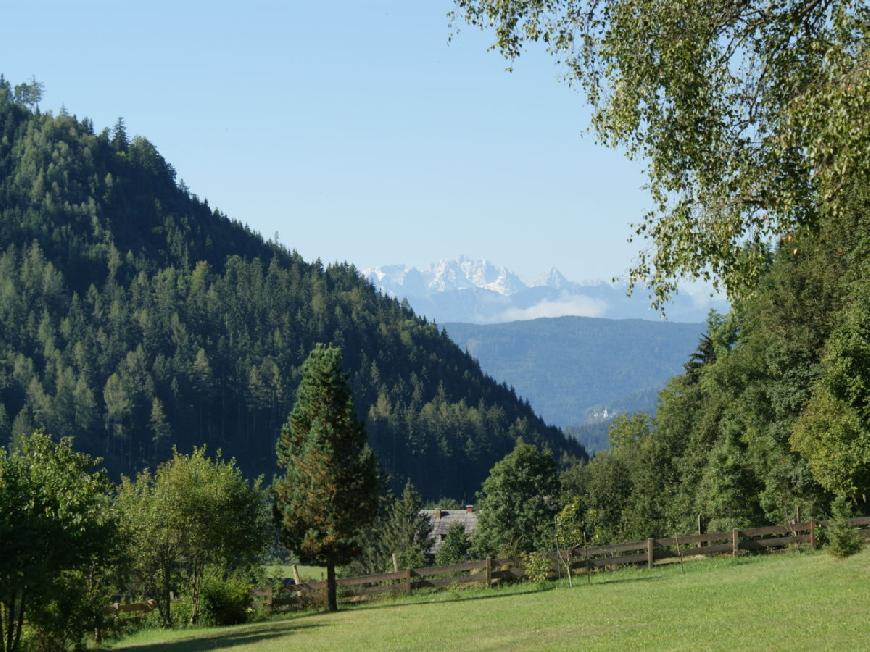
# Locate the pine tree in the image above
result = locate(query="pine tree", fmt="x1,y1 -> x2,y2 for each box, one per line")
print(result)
826,494 -> 862,558
0,404 -> 9,445
382,481 -> 433,570
436,522 -> 470,566
148,397 -> 171,462
273,344 -> 379,611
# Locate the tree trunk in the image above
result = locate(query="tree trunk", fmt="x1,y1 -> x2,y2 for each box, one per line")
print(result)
11,596 -> 23,652
5,592 -> 17,652
326,561 -> 338,612
190,561 -> 202,625
3,590 -> 25,652
161,563 -> 173,628
4,594 -> 15,652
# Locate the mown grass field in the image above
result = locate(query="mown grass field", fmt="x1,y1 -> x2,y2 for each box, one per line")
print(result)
111,547 -> 869,651
261,563 -> 326,581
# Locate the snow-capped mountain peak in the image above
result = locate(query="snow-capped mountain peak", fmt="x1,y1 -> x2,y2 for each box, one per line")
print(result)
363,257 -> 727,324
365,257 -> 527,297
452,257 -> 525,296
534,267 -> 572,290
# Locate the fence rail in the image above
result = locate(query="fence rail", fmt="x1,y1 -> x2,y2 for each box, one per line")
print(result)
261,516 -> 869,610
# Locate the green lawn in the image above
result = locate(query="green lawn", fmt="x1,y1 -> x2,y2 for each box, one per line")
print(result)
261,563 -> 326,581
111,548 -> 870,651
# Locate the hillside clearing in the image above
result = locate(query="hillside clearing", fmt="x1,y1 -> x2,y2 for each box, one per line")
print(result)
111,547 -> 870,651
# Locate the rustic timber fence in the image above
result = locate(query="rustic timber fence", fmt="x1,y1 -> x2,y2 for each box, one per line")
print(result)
103,598 -> 156,619
104,517 -> 869,614
261,559 -> 495,612
261,516 -> 870,611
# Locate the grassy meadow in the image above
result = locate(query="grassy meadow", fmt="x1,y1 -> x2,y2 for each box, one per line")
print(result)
110,547 -> 869,651
262,564 -> 327,582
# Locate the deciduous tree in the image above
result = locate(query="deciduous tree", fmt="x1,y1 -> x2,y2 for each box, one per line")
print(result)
473,439 -> 559,556
117,447 -> 269,626
452,0 -> 868,306
0,431 -> 118,652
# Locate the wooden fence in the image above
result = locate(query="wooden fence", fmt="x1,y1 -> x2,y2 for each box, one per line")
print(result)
262,516 -> 870,611
106,517 -> 869,614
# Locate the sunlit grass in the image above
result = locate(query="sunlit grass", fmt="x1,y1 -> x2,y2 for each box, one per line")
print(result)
261,563 -> 326,581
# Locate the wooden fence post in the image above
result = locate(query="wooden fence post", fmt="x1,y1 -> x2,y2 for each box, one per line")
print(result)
404,568 -> 413,595
647,537 -> 655,569
484,557 -> 492,587
731,529 -> 739,557
808,519 -> 815,547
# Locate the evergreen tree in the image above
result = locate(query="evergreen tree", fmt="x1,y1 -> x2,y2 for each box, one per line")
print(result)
345,488 -> 394,576
826,494 -> 862,558
436,522 -> 471,566
382,480 -> 433,569
273,344 -> 379,611
0,405 -> 9,445
148,397 -> 171,461
696,430 -> 760,531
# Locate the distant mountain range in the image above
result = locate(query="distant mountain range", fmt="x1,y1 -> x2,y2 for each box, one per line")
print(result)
364,257 -> 727,324
443,317 -> 706,450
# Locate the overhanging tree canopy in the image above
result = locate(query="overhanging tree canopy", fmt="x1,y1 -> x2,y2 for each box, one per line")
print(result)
452,0 -> 869,305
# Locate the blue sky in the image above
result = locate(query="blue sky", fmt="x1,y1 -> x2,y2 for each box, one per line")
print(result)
2,1 -> 652,283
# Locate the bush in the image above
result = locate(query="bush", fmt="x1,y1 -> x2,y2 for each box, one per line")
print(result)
436,523 -> 471,566
142,594 -> 194,629
826,495 -> 862,558
521,551 -> 553,585
202,574 -> 253,625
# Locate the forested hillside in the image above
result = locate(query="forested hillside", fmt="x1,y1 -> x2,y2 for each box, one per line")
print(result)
0,78 -> 584,499
444,317 -> 704,428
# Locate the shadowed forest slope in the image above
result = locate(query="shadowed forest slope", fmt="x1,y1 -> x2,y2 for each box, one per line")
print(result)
0,79 -> 585,499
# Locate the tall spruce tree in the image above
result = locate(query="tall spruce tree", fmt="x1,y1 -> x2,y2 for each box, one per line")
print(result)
273,344 -> 379,611
382,481 -> 433,569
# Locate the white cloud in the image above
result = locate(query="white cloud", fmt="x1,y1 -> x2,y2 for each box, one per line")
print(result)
490,293 -> 609,322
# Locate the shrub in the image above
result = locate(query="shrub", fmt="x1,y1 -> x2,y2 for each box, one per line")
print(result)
436,523 -> 471,566
141,594 -> 195,629
521,551 -> 553,585
826,494 -> 862,558
202,574 -> 253,625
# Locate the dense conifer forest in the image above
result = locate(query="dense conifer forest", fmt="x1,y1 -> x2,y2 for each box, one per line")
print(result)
0,78 -> 585,499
